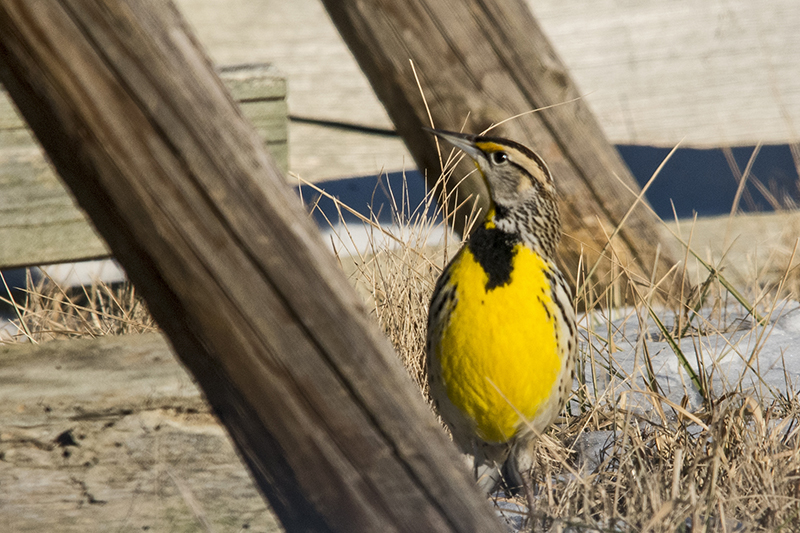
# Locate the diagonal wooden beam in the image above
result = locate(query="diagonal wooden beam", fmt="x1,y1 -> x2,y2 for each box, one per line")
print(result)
0,1 -> 503,531
321,0 -> 683,299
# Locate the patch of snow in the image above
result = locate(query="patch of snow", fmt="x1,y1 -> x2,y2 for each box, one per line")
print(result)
39,259 -> 126,287
320,221 -> 455,258
577,301 -> 800,416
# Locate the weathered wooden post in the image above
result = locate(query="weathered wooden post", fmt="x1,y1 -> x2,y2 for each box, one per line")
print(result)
321,0 -> 681,300
0,1 -> 504,531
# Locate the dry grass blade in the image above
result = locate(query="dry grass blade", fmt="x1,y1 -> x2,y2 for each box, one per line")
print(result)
647,301 -> 705,399
0,270 -> 37,344
300,153 -> 800,531
576,140 -> 683,302
612,161 -> 768,325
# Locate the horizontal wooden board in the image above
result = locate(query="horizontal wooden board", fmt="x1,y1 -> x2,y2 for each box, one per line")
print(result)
0,333 -> 282,532
664,211 -> 800,288
175,0 -> 800,180
0,65 -> 288,270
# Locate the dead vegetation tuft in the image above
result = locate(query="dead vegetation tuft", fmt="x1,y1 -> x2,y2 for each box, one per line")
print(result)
301,144 -> 800,531
1,271 -> 156,343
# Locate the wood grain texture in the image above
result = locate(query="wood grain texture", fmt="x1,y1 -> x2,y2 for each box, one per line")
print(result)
0,64 -> 287,270
175,0 -> 799,180
321,0 -> 680,298
174,0 -> 414,182
0,334 -> 283,532
531,0 -> 800,148
0,1 -> 503,531
663,211 -> 800,289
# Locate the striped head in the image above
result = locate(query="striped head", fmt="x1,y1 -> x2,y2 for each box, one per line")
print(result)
426,128 -> 562,258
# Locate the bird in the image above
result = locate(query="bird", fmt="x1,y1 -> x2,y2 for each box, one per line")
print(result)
425,128 -> 577,505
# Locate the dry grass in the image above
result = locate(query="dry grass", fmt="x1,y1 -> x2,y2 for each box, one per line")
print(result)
3,151 -> 800,532
302,152 -> 800,532
0,271 -> 156,343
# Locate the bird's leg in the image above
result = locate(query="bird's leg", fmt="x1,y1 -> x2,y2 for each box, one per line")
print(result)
473,440 -> 480,480
520,465 -> 537,528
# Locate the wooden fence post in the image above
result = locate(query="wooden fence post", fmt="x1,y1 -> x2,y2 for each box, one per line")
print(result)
321,0 -> 682,300
0,1 -> 504,531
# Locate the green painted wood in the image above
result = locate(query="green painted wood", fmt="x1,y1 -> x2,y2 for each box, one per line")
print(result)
0,64 -> 288,269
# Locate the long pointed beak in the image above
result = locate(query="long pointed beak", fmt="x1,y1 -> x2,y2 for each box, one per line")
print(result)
423,127 -> 483,161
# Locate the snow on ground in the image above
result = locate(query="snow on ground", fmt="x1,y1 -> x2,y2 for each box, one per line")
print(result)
321,221 -> 453,257
578,300 -> 800,412
566,299 -> 800,476
493,299 -> 800,531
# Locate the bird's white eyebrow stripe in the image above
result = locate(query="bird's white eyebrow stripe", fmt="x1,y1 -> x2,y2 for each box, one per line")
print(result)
509,149 -> 550,184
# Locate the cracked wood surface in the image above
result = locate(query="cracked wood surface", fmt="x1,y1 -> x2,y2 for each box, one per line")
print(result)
0,334 -> 283,532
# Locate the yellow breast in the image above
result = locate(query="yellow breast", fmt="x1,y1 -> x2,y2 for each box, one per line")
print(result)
435,244 -> 562,444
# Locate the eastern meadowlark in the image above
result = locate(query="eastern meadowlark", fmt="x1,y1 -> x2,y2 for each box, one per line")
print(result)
425,128 -> 577,500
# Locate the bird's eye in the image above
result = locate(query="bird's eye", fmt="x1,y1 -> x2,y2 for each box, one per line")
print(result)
490,151 -> 508,165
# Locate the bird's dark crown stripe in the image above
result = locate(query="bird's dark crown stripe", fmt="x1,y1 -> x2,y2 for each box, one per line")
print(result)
467,226 -> 519,290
